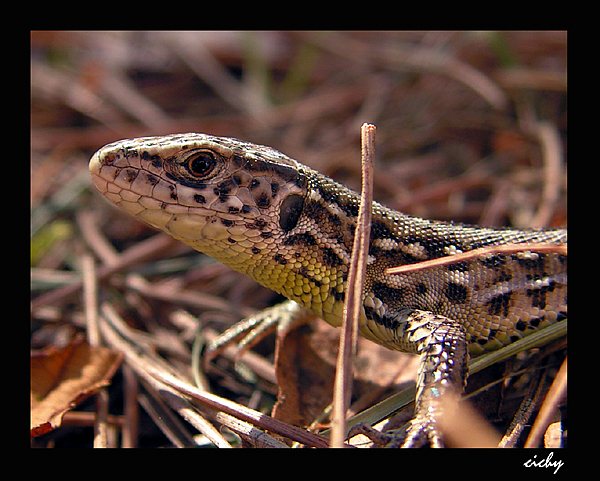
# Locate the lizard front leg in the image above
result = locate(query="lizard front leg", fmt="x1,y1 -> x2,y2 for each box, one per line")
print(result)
389,308 -> 469,448
205,300 -> 314,363
207,303 -> 470,447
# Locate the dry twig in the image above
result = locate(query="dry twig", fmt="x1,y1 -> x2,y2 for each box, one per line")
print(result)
331,123 -> 375,447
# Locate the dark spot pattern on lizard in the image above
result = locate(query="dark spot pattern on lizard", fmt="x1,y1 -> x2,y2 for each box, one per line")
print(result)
445,283 -> 468,303
372,282 -> 407,306
283,232 -> 317,246
321,247 -> 344,267
487,292 -> 512,317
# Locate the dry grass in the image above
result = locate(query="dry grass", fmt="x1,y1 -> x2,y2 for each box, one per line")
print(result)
31,31 -> 567,448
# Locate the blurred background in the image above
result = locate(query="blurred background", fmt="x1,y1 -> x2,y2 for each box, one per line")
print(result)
30,31 -> 567,448
31,31 -> 567,229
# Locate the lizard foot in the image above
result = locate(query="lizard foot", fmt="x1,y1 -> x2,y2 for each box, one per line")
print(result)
348,415 -> 443,448
205,300 -> 313,365
400,413 -> 444,448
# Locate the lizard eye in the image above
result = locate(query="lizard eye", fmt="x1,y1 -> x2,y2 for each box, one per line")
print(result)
185,150 -> 218,178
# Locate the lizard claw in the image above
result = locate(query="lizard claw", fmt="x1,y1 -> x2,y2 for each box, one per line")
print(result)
347,415 -> 444,448
400,414 -> 444,448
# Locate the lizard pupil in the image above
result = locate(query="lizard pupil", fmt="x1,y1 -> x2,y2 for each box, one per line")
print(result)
187,151 -> 217,178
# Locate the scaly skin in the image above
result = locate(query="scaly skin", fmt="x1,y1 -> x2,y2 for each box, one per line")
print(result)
89,133 -> 567,446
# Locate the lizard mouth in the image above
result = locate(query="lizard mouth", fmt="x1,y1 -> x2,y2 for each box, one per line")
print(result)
90,147 -> 237,245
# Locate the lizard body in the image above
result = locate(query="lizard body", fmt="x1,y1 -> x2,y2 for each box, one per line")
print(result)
89,133 -> 567,446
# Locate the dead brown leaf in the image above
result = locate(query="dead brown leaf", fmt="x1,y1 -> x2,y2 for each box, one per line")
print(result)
30,336 -> 122,437
271,322 -> 337,427
271,321 -> 419,429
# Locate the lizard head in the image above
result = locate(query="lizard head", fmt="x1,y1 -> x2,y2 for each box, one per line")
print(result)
89,133 -> 312,264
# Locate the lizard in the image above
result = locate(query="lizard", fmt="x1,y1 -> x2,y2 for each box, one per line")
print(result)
89,132 -> 567,447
